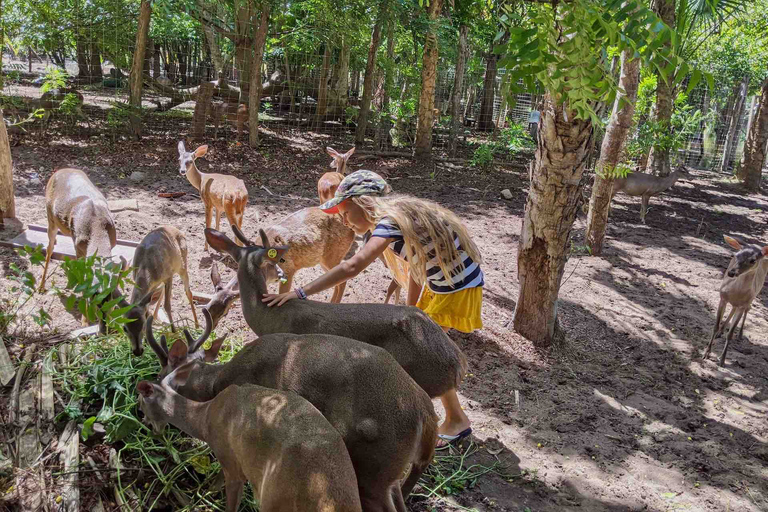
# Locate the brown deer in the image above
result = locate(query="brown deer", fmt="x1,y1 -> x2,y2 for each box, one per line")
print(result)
210,101 -> 248,139
121,226 -> 199,357
137,367 -> 362,512
611,165 -> 690,223
317,146 -> 355,203
40,168 -> 117,293
147,311 -> 437,511
203,261 -> 240,329
205,226 -> 467,413
702,235 -> 768,366
177,142 -> 249,251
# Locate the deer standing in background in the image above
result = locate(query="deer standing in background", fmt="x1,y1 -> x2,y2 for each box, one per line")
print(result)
177,142 -> 249,250
40,168 -> 117,294
146,311 -> 437,511
121,226 -> 199,357
210,101 -> 248,139
317,146 -> 355,203
611,165 -> 690,223
137,367 -> 362,512
702,235 -> 768,366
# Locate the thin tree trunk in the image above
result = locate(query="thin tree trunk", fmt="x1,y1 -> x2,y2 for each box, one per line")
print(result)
315,42 -> 331,128
249,0 -> 270,147
356,0 -> 389,145
76,34 -> 90,79
449,24 -> 469,157
144,38 -> 153,76
477,46 -> 498,132
89,43 -> 102,82
720,76 -> 749,173
464,85 -> 475,121
0,110 -> 13,221
414,0 -> 444,157
331,36 -> 350,117
376,22 -> 396,148
585,50 -> 640,255
153,43 -> 161,78
201,18 -> 225,78
192,82 -> 215,140
513,94 -> 593,346
129,0 -> 152,139
646,0 -> 676,176
737,78 -> 768,191
234,0 -> 253,98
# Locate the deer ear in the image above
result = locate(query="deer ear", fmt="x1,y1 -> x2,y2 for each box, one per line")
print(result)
120,255 -> 129,272
168,339 -> 188,367
205,229 -> 246,262
194,145 -> 208,158
204,335 -> 227,362
259,229 -> 270,248
724,235 -> 742,251
177,141 -> 186,155
169,362 -> 195,388
262,245 -> 289,265
344,147 -> 356,158
210,261 -> 221,288
137,381 -> 154,398
326,146 -> 339,157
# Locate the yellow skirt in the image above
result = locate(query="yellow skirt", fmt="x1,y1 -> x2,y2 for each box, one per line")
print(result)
417,286 -> 483,333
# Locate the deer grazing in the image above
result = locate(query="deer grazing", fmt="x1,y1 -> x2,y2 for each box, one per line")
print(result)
121,226 -> 199,357
203,261 -> 240,328
210,101 -> 248,139
702,235 -> 768,366
611,165 -> 690,223
317,146 -> 356,203
147,311 -> 437,511
177,142 -> 249,250
205,226 -> 467,401
40,168 -> 117,294
137,366 -> 362,512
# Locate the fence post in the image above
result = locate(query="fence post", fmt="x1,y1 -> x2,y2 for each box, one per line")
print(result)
192,82 -> 215,141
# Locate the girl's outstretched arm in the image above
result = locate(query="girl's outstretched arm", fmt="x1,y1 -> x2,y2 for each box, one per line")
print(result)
262,235 -> 392,306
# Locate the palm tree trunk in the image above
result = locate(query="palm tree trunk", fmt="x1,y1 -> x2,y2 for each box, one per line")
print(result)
414,0 -> 444,157
585,50 -> 640,255
449,24 -> 469,156
513,94 -> 593,346
736,78 -> 768,191
646,0 -> 675,176
356,0 -> 389,145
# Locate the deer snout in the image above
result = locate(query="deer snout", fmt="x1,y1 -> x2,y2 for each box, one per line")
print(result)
728,269 -> 738,278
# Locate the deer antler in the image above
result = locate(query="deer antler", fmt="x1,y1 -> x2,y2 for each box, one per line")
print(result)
145,315 -> 169,367
183,308 -> 213,354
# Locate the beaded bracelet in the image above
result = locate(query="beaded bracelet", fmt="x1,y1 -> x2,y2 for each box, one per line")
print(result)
295,287 -> 308,300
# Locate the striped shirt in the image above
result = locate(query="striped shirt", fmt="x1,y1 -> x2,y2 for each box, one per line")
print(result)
370,217 -> 484,294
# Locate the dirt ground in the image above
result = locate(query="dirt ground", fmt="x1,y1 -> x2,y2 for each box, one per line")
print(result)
2,120 -> 768,512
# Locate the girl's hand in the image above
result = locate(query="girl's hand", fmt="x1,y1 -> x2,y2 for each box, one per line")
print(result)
262,291 -> 298,307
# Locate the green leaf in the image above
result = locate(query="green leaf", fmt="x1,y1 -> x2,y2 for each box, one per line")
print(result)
81,416 -> 97,441
686,69 -> 702,94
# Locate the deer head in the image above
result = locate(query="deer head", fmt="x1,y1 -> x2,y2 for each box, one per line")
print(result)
723,235 -> 768,278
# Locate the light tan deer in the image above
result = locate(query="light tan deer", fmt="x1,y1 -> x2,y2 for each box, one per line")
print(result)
210,101 -> 248,139
120,226 -> 199,357
147,311 -> 437,511
177,141 -> 249,250
611,165 -> 690,223
40,168 -> 117,293
702,235 -> 768,366
317,146 -> 355,203
137,367 -> 362,512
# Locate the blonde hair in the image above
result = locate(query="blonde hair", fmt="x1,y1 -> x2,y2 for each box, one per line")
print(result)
351,194 -> 482,286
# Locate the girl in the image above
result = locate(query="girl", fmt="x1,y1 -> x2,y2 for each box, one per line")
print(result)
263,170 -> 484,449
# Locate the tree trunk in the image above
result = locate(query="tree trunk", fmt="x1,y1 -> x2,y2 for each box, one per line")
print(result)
449,24 -> 469,156
177,45 -> 188,86
201,18 -> 225,79
76,34 -> 90,79
89,43 -> 102,82
414,0 -> 444,157
464,85 -> 475,121
330,35 -> 350,118
585,50 -> 640,255
646,0 -> 676,176
477,46 -> 498,132
192,82 -> 215,140
234,0 -> 253,99
129,0 -> 152,139
736,78 -> 768,191
720,76 -> 749,173
513,94 -> 593,346
496,77 -> 508,130
315,43 -> 331,128
249,0 -> 270,147
144,38 -> 153,76
376,22 -> 396,148
356,0 -> 389,145
0,109 -> 14,221
153,43 -> 161,78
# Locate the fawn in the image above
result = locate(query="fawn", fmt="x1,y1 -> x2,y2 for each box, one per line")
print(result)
317,146 -> 356,203
205,226 -> 467,400
147,311 -> 437,511
40,168 -> 117,294
611,165 -> 690,223
137,366 -> 362,512
210,101 -> 248,139
177,142 -> 249,250
121,226 -> 199,356
702,235 -> 768,366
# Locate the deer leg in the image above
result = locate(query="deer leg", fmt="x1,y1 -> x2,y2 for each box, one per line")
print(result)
39,226 -> 58,292
703,298 -> 727,359
153,287 -> 163,319
737,305 -> 749,341
720,309 -> 744,367
331,281 -> 347,304
224,480 -> 244,512
640,195 -> 649,224
204,203 -> 213,251
215,208 -> 221,231
163,279 -> 176,332
180,268 -> 199,329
